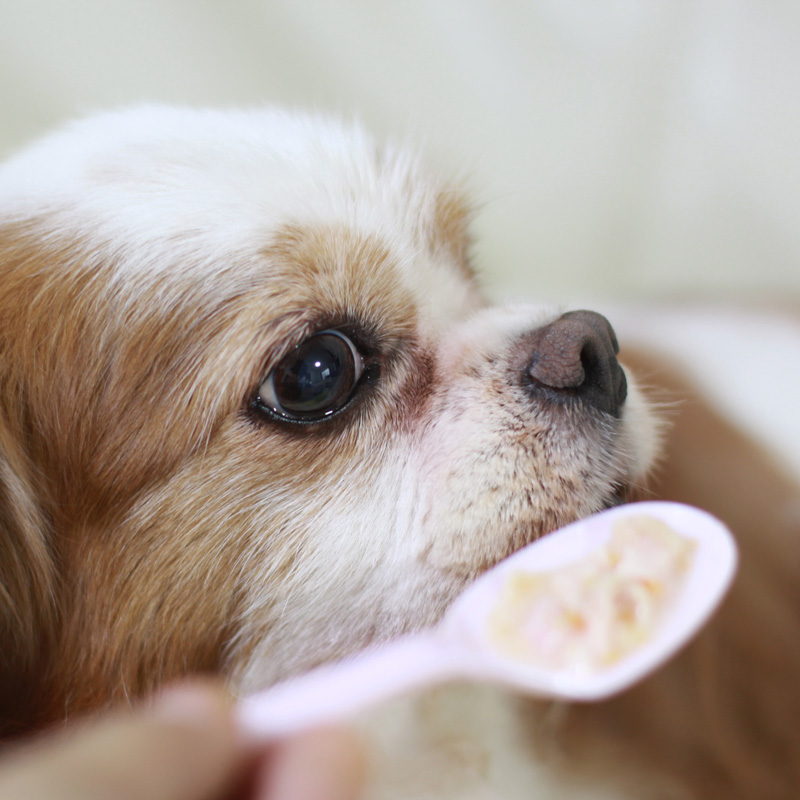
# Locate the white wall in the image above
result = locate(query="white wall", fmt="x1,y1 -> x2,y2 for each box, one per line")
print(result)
1,0 -> 798,303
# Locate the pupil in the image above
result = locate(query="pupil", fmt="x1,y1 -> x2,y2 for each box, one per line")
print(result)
274,334 -> 354,413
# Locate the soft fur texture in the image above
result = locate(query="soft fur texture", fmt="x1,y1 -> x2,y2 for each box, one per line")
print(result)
1,107 -> 798,798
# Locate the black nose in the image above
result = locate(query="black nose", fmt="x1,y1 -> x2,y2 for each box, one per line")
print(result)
525,310 -> 627,417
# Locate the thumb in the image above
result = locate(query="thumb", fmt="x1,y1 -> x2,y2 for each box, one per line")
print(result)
0,682 -> 244,800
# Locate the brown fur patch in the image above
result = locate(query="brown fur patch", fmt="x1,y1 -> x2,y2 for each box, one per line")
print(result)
429,190 -> 476,281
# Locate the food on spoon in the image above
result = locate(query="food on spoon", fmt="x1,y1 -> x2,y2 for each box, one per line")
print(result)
487,515 -> 696,672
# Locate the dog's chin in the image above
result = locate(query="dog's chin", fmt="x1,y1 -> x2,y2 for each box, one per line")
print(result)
602,482 -> 632,510
452,485 -> 631,583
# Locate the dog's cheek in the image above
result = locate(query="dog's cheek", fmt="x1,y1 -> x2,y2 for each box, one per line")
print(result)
226,450 -> 459,687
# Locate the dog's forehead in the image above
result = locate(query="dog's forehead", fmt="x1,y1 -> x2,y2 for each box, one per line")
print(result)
2,107 -> 398,212
0,106 -> 479,333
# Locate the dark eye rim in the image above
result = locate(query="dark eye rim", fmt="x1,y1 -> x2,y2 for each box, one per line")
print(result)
250,328 -> 379,426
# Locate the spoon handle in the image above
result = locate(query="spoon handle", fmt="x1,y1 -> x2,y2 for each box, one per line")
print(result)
236,633 -> 465,740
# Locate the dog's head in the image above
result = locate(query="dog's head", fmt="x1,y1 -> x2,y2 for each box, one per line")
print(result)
0,107 -> 659,723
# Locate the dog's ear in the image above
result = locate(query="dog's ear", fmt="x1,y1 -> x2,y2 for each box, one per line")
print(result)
0,223 -> 57,732
0,422 -> 55,661
0,412 -> 58,736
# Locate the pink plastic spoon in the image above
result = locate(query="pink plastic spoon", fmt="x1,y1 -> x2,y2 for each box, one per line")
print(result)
237,501 -> 737,740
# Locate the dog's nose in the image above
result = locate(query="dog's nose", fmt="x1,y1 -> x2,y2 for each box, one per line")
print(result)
525,310 -> 627,417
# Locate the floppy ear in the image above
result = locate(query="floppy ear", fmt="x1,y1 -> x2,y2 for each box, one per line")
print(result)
0,224 -> 57,734
0,422 -> 54,649
0,416 -> 57,735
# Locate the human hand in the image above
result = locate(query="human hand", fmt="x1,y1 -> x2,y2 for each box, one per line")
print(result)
0,681 -> 365,800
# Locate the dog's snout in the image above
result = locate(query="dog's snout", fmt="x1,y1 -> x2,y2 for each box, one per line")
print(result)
525,310 -> 627,417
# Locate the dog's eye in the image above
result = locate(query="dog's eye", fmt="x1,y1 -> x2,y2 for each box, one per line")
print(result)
257,330 -> 364,420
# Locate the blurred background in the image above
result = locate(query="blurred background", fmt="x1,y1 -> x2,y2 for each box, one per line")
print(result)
1,0 -> 798,305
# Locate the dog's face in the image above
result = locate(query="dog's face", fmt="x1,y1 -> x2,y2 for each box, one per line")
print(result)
0,108 -> 659,718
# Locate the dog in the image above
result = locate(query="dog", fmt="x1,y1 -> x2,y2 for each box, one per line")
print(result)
1,107 -> 798,798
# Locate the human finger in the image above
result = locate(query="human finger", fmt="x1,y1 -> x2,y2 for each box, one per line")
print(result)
0,681 -> 244,800
252,726 -> 366,800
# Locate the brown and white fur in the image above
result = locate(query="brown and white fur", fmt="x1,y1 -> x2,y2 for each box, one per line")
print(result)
0,107 -> 798,798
